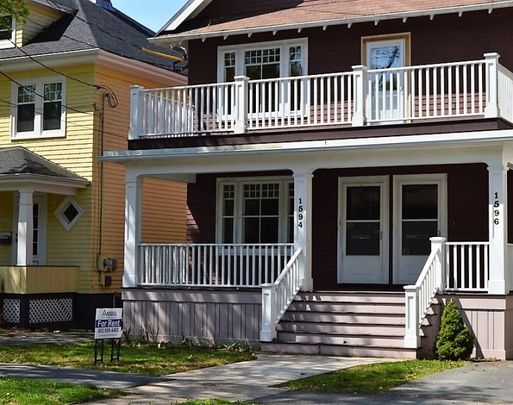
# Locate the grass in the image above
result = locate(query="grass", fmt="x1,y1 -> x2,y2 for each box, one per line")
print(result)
0,377 -> 123,405
278,360 -> 465,395
0,342 -> 256,376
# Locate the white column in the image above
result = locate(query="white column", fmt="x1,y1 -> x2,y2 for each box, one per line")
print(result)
233,76 -> 249,134
293,170 -> 314,291
488,164 -> 508,294
129,85 -> 144,140
17,189 -> 33,266
484,53 -> 500,118
260,284 -> 277,342
430,237 -> 447,292
124,175 -> 143,288
352,65 -> 368,126
403,285 -> 420,349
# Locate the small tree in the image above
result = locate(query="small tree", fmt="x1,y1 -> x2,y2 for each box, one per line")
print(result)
0,0 -> 29,24
435,298 -> 474,360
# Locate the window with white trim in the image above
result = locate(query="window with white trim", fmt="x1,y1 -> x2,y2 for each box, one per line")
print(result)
218,179 -> 294,244
55,197 -> 83,231
0,15 -> 15,49
11,77 -> 66,139
218,39 -> 308,82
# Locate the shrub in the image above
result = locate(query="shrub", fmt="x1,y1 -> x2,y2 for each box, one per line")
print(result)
435,298 -> 474,360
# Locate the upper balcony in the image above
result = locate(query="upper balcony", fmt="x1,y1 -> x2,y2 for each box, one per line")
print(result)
128,53 -> 513,147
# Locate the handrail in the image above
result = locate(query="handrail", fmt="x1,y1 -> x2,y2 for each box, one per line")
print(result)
404,237 -> 445,349
260,248 -> 303,342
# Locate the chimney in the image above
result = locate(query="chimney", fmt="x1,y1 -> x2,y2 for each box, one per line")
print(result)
90,0 -> 113,10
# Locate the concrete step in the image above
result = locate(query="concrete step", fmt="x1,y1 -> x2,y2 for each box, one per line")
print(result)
289,302 -> 405,314
261,342 -> 416,359
277,331 -> 405,348
282,311 -> 406,325
297,292 -> 405,304
277,321 -> 405,336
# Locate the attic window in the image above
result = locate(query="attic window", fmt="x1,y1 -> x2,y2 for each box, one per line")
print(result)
55,197 -> 84,231
0,15 -> 15,49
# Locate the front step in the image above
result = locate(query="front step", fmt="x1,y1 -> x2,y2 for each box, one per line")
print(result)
261,291 -> 420,359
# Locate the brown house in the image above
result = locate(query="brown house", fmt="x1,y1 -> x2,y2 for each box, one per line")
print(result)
104,0 -> 513,359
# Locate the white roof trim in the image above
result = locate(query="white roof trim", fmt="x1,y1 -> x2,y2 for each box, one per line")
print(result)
158,0 -> 213,35
153,0 -> 513,44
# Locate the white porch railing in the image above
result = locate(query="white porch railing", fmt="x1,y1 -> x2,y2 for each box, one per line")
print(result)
404,238 -> 490,349
130,53 -> 513,139
260,248 -> 303,342
138,243 -> 293,288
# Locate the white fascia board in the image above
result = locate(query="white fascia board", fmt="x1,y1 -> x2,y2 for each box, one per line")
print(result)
0,175 -> 89,194
157,0 -> 213,35
152,1 -> 513,45
103,129 -> 513,163
0,49 -> 100,72
96,51 -> 187,85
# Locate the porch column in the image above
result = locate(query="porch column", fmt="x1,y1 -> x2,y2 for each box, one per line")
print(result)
124,175 -> 143,288
17,189 -> 33,266
293,170 -> 314,291
488,164 -> 509,294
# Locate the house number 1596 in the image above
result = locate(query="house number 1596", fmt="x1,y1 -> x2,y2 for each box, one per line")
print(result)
298,198 -> 304,228
494,192 -> 500,225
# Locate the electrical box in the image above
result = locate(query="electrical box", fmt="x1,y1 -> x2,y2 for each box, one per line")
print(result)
96,254 -> 118,272
99,273 -> 112,287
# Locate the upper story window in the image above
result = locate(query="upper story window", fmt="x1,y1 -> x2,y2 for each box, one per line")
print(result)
0,15 -> 15,49
11,77 -> 66,139
218,39 -> 308,82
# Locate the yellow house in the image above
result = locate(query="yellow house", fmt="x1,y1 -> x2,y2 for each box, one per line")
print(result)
0,0 -> 187,327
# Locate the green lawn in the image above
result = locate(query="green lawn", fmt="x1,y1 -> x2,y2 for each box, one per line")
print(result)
0,377 -> 123,405
278,360 -> 465,395
0,343 -> 256,376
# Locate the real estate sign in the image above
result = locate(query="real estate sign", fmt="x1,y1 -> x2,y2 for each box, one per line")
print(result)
94,308 -> 123,340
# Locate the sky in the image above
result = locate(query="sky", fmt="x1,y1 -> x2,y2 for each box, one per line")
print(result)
111,0 -> 188,32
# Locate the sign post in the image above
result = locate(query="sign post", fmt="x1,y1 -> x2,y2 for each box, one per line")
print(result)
94,308 -> 123,364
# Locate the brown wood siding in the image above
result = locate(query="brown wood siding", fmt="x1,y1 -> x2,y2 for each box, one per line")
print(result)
188,8 -> 513,85
187,164 -> 489,289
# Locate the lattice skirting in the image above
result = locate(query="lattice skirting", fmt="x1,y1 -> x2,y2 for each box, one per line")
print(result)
0,294 -> 75,327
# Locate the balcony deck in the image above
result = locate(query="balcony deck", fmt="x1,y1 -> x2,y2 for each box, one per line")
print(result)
129,54 -> 513,147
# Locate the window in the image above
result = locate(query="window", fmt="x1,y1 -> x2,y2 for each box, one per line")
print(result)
218,39 -> 308,82
0,15 -> 15,49
218,178 -> 293,244
12,77 -> 66,139
55,197 -> 83,231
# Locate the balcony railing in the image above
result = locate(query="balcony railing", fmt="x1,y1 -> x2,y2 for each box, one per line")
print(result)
129,53 -> 513,140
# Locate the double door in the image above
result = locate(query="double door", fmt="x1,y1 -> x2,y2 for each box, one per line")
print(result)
338,174 -> 446,285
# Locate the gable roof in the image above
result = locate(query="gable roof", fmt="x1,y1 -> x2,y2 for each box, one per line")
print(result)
155,0 -> 513,44
0,0 -> 186,73
0,147 -> 89,185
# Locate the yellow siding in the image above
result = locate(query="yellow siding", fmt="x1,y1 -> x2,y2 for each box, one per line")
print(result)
0,266 -> 78,294
16,3 -> 63,46
0,192 -> 13,265
95,65 -> 187,291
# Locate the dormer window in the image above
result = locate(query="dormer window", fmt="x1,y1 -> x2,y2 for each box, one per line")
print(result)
0,15 -> 15,49
11,77 -> 66,139
218,39 -> 308,82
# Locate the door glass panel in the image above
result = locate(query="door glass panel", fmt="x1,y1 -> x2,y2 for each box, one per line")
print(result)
347,186 -> 380,220
401,184 -> 438,256
402,185 -> 438,219
346,222 -> 380,256
402,221 -> 437,255
369,45 -> 402,70
346,186 -> 381,256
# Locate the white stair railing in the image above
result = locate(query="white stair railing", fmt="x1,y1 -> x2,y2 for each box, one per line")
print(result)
445,242 -> 489,292
404,237 -> 446,349
260,248 -> 303,342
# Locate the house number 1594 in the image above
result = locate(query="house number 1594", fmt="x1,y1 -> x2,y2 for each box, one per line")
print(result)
494,192 -> 500,225
298,198 -> 304,228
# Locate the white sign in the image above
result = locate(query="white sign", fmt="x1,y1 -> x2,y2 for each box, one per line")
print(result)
94,308 -> 123,340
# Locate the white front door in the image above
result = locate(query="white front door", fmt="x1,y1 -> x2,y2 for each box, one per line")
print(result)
393,175 -> 447,284
12,194 -> 47,266
366,38 -> 406,122
338,176 -> 389,284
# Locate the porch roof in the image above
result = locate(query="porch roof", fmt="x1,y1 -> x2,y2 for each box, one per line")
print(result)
0,147 -> 90,193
